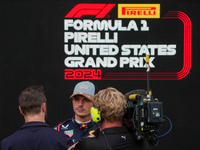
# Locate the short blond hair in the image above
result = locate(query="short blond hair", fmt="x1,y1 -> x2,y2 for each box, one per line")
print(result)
94,87 -> 126,122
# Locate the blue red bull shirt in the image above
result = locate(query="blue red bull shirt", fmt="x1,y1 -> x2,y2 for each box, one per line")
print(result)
54,118 -> 98,143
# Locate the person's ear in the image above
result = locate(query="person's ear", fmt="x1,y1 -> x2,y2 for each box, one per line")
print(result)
19,106 -> 24,115
41,103 -> 46,113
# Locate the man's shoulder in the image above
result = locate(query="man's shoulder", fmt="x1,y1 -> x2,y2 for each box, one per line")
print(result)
56,118 -> 73,125
1,129 -> 24,148
55,118 -> 73,124
1,134 -> 15,144
1,126 -> 73,150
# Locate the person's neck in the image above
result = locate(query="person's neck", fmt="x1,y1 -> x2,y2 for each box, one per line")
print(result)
100,120 -> 122,130
74,115 -> 91,123
24,113 -> 45,123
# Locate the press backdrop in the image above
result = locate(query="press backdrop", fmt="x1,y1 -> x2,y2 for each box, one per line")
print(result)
1,0 -> 200,149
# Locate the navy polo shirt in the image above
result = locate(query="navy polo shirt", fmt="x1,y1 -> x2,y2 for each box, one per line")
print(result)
1,121 -> 73,150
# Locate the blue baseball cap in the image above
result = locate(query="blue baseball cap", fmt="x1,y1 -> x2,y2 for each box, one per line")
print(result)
70,81 -> 95,100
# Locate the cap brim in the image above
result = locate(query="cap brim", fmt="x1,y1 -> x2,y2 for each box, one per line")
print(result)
70,93 -> 94,101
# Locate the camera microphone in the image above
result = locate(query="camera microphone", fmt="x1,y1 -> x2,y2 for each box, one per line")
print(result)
129,94 -> 139,101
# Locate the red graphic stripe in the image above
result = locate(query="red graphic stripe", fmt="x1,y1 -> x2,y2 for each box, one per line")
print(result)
57,123 -> 63,132
102,11 -> 192,80
162,11 -> 192,80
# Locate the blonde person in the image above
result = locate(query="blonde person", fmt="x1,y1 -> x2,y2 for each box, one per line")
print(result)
73,87 -> 151,150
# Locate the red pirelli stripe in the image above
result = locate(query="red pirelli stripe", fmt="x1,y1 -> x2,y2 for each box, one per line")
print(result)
102,11 -> 192,80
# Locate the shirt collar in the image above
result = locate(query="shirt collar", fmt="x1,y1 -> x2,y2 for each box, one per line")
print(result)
72,117 -> 95,128
21,121 -> 49,129
93,126 -> 128,138
101,126 -> 128,134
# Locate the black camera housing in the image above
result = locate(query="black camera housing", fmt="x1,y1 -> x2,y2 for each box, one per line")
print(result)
124,89 -> 164,144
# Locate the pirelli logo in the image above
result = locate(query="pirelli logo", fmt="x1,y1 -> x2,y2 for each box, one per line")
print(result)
118,4 -> 160,18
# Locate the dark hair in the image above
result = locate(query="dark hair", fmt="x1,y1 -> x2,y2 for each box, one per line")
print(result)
19,85 -> 46,115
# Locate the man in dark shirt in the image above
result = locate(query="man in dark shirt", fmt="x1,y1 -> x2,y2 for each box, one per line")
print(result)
73,87 -> 151,150
1,85 -> 73,150
54,81 -> 98,144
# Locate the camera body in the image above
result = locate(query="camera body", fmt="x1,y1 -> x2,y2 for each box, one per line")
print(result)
124,89 -> 164,144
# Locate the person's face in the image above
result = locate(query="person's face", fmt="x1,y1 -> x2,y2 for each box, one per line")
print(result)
72,95 -> 93,121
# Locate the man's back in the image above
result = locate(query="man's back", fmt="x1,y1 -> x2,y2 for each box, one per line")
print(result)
74,126 -> 151,150
1,122 -> 73,150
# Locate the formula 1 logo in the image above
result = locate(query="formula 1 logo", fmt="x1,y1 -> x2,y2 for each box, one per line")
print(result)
65,3 -> 116,18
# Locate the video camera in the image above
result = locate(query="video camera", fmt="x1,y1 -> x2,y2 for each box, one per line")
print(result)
124,89 -> 163,145
124,55 -> 164,145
